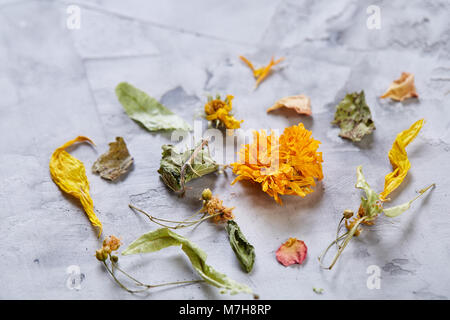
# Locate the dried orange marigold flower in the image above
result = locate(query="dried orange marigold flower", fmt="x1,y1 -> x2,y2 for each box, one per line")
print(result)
231,123 -> 323,205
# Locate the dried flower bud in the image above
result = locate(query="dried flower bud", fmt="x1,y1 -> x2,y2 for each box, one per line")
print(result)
111,255 -> 119,263
102,245 -> 112,255
95,249 -> 107,261
343,209 -> 354,219
201,188 -> 212,201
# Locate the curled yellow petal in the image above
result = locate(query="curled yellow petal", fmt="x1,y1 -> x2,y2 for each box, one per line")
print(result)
380,119 -> 424,200
49,136 -> 102,236
380,72 -> 419,101
240,56 -> 284,89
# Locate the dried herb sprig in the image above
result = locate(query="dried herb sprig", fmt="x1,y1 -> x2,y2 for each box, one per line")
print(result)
129,189 -> 255,273
96,235 -> 203,293
319,119 -> 435,270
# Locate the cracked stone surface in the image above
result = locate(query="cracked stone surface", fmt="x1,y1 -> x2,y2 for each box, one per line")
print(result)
0,0 -> 449,299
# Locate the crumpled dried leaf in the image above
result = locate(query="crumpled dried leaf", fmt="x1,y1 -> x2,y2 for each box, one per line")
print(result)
225,220 -> 255,273
332,91 -> 375,142
267,95 -> 312,116
381,72 -> 419,101
240,56 -> 284,89
92,137 -> 133,181
355,166 -> 382,220
157,141 -> 218,192
122,228 -> 255,296
383,184 -> 435,217
380,119 -> 424,200
275,237 -> 307,267
116,82 -> 191,132
49,136 -> 102,236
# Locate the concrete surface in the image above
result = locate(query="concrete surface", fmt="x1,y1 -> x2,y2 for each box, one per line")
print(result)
0,0 -> 449,299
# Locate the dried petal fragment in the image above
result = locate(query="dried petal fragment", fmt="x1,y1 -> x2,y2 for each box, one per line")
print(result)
240,56 -> 284,89
332,91 -> 375,142
381,72 -> 419,101
49,136 -> 102,236
380,119 -> 424,200
92,137 -> 133,181
267,95 -> 312,116
276,237 -> 307,266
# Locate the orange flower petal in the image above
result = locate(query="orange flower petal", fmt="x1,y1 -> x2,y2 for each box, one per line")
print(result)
267,95 -> 312,116
276,238 -> 307,266
381,72 -> 419,101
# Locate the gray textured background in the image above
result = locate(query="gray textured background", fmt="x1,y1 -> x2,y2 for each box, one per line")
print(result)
0,0 -> 449,300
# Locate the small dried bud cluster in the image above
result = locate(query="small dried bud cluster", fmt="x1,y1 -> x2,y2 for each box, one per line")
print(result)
200,189 -> 235,223
96,235 -> 122,262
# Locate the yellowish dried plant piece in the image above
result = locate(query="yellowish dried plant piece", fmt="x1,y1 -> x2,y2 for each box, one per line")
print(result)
240,56 -> 284,89
380,119 -> 424,200
380,72 -> 419,101
267,95 -> 312,116
49,136 -> 102,236
204,95 -> 243,129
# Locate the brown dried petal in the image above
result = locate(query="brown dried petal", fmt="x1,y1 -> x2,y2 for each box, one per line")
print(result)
92,137 -> 133,181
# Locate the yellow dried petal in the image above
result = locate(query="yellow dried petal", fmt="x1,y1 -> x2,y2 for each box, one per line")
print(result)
49,136 -> 102,236
380,119 -> 424,200
380,72 -> 419,101
240,56 -> 284,89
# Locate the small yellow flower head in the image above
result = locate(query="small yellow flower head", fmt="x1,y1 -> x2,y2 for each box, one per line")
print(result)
204,95 -> 243,129
201,188 -> 213,201
103,235 -> 121,251
200,195 -> 235,223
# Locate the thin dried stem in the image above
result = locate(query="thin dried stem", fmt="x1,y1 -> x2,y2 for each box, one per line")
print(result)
129,203 -> 221,229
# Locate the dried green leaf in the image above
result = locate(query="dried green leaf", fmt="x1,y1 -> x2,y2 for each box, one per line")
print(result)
157,141 -> 218,192
383,184 -> 435,218
313,287 -> 324,294
355,165 -> 382,219
115,82 -> 191,132
332,91 -> 375,142
225,220 -> 255,273
122,228 -> 254,296
92,137 -> 133,181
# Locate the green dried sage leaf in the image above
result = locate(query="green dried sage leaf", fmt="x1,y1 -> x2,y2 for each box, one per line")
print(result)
332,91 -> 375,142
116,82 -> 191,132
225,220 -> 255,273
122,228 -> 255,297
157,141 -> 218,192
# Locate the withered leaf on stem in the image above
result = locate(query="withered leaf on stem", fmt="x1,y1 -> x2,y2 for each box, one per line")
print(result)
92,137 -> 134,181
